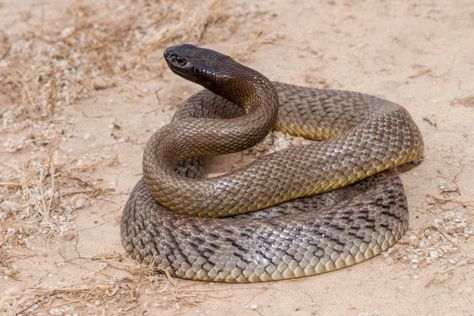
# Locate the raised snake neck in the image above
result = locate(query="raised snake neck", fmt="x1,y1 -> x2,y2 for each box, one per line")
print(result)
121,44 -> 424,282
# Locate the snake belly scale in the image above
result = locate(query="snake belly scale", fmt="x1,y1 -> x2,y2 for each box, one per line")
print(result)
121,44 -> 424,283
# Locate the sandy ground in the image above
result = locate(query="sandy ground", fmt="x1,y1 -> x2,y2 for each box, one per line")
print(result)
0,0 -> 473,315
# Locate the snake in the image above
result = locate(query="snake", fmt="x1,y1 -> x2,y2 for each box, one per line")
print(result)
121,44 -> 424,283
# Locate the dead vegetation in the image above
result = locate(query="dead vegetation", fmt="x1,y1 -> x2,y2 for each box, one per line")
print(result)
0,140 -> 116,277
0,0 -> 268,314
0,0 -> 266,122
1,253 -> 208,315
387,171 -> 474,287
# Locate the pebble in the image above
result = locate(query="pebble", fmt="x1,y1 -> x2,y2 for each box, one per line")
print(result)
75,196 -> 87,209
60,27 -> 74,38
49,307 -> 66,315
429,250 -> 439,260
419,239 -> 429,248
99,262 -> 108,269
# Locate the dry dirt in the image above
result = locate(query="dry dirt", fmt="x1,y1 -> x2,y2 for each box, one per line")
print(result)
0,0 -> 473,315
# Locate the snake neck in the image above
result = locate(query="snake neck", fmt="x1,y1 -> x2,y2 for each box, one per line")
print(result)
206,66 -> 277,112
159,67 -> 279,159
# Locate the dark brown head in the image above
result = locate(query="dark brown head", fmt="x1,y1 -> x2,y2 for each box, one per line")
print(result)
164,44 -> 261,103
164,45 -> 233,86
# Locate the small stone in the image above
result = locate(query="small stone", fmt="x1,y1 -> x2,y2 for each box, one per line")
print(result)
249,304 -> 258,310
419,239 -> 429,248
49,307 -> 66,315
60,27 -> 74,38
7,228 -> 16,237
465,227 -> 474,236
74,196 -> 86,209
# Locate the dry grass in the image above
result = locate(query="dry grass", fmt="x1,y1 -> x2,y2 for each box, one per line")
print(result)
0,0 -> 265,121
0,141 -> 116,276
0,253 -> 208,315
0,0 -> 268,314
388,194 -> 474,286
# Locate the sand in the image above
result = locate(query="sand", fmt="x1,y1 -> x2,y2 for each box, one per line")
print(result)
0,0 -> 473,315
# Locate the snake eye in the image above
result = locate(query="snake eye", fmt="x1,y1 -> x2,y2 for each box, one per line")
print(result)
165,49 -> 189,68
172,55 -> 187,67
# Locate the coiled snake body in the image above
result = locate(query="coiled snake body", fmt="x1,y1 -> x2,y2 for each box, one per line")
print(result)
121,45 -> 424,282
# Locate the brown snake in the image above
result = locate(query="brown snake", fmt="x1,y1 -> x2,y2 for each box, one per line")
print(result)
121,44 -> 424,282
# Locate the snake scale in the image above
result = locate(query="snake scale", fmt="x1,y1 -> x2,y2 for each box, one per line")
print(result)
121,44 -> 424,283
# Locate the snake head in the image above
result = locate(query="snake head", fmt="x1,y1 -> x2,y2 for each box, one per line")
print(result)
164,44 -> 274,107
164,44 -> 233,88
164,44 -> 266,104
